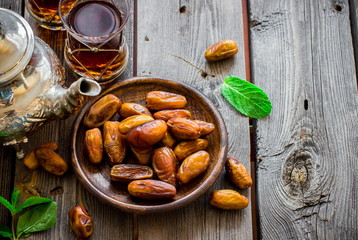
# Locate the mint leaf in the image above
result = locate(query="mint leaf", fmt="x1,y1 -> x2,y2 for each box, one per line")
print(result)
0,224 -> 12,238
0,190 -> 57,239
11,189 -> 20,208
221,76 -> 272,119
16,197 -> 53,213
0,196 -> 16,213
16,201 -> 57,238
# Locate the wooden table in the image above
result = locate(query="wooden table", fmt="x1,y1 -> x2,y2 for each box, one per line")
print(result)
0,0 -> 357,239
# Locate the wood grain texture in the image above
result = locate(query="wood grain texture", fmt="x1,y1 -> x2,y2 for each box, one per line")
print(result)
0,0 -> 23,234
7,2 -> 135,240
136,0 -> 252,239
0,148 -> 15,233
350,0 -> 358,75
0,0 -> 23,12
250,0 -> 358,239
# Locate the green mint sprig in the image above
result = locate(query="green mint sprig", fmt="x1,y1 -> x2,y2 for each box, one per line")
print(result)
221,76 -> 272,119
0,189 -> 57,240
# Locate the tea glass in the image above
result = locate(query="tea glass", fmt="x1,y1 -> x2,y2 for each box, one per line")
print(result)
59,0 -> 130,84
25,0 -> 63,30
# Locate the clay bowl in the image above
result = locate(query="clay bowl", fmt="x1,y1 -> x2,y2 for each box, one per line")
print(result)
71,77 -> 228,214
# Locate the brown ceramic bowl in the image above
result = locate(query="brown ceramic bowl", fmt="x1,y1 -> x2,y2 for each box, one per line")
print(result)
71,77 -> 228,214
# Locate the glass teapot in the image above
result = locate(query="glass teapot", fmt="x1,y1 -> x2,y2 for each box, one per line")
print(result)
0,8 -> 101,158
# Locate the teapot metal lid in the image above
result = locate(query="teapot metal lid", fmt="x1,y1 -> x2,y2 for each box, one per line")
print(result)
0,8 -> 34,87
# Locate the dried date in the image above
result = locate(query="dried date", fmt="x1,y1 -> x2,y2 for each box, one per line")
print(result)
127,120 -> 167,148
119,102 -> 152,118
204,40 -> 238,62
23,151 -> 40,170
209,190 -> 248,210
193,120 -> 215,136
152,147 -> 178,186
84,128 -> 103,164
24,142 -> 59,170
118,114 -> 154,134
177,150 -> 210,184
146,91 -> 187,110
84,94 -> 122,128
103,121 -> 127,165
173,139 -> 208,161
110,164 -> 153,182
225,157 -> 252,189
167,118 -> 201,140
130,146 -> 153,165
128,179 -> 177,199
35,148 -> 68,176
68,206 -> 94,239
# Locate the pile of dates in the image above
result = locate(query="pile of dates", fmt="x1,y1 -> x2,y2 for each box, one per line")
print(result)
24,142 -> 68,176
83,91 -> 215,200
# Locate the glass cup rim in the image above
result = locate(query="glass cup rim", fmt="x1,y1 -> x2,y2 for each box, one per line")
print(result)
59,0 -> 130,41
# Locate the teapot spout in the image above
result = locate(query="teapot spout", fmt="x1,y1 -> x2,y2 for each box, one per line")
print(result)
72,77 -> 101,97
44,78 -> 101,119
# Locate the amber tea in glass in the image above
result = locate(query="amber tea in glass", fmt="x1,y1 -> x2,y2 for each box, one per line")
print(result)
59,0 -> 130,84
26,0 -> 64,30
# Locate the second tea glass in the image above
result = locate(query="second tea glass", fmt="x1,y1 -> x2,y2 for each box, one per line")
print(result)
59,0 -> 130,84
25,0 -> 63,30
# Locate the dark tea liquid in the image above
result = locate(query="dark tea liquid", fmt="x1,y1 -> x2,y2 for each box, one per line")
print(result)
27,0 -> 62,26
65,1 -> 127,82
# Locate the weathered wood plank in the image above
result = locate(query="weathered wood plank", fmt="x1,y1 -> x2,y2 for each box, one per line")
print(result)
0,148 -> 15,232
136,0 -> 252,239
356,0 -> 358,29
8,3 -> 135,239
351,0 -> 358,73
250,0 -> 358,239
0,0 -> 24,233
0,1 -> 23,12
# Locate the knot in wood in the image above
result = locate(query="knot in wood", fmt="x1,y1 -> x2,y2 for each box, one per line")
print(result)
50,186 -> 64,195
291,164 -> 307,183
179,6 -> 186,14
282,150 -> 314,198
333,3 -> 343,12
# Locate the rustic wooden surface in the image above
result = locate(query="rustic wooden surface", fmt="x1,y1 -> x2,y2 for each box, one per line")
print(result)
135,1 -> 252,240
0,0 -> 252,240
352,0 -> 358,65
250,0 -> 358,239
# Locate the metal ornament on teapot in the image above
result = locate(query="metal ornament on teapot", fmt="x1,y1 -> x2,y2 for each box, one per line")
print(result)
0,8 -> 101,158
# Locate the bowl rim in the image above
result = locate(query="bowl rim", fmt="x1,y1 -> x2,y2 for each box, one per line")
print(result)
71,76 -> 228,214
